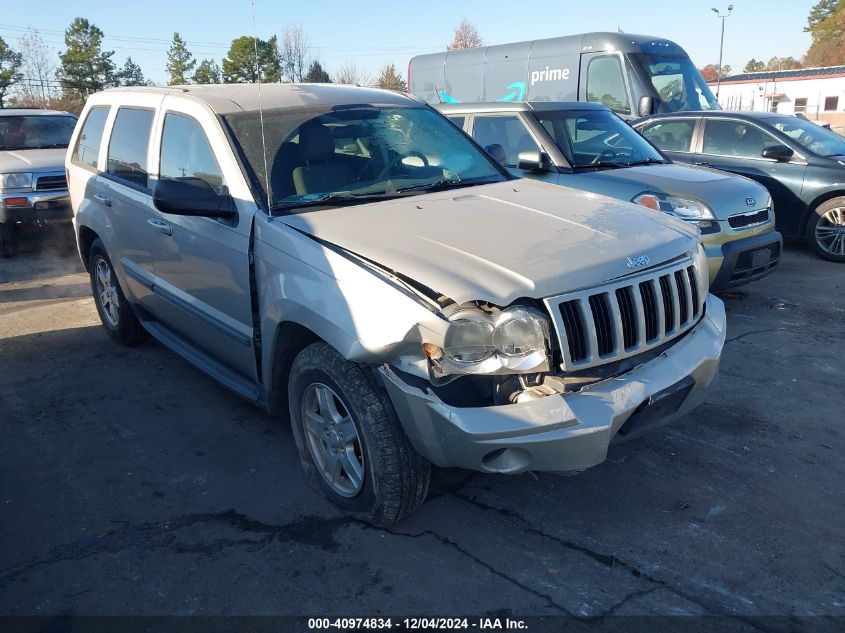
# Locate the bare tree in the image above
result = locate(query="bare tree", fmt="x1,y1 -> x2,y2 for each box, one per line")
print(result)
16,28 -> 56,107
447,18 -> 482,51
334,61 -> 370,86
281,23 -> 309,83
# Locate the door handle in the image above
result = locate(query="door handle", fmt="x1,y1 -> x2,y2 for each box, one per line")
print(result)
93,193 -> 111,207
147,218 -> 172,236
695,162 -> 713,168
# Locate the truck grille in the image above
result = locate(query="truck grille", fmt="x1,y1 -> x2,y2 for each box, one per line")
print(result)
35,175 -> 68,191
728,209 -> 769,230
544,258 -> 704,370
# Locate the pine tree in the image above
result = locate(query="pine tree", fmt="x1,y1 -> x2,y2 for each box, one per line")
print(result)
193,59 -> 221,84
57,18 -> 116,101
166,32 -> 196,85
304,60 -> 330,83
0,36 -> 23,108
222,36 -> 279,83
117,57 -> 147,86
376,63 -> 406,91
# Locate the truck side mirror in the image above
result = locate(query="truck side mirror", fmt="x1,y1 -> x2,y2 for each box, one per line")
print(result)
638,96 -> 655,118
153,177 -> 237,219
517,150 -> 551,172
760,144 -> 794,162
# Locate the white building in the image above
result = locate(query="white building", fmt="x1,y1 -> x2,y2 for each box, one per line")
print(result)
707,66 -> 845,126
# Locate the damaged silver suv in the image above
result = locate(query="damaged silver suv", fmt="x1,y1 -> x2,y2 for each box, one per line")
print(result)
67,84 -> 726,525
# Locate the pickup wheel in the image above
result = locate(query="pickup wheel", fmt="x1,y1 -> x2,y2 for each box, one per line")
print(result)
807,198 -> 845,262
288,342 -> 430,526
0,222 -> 18,258
88,239 -> 147,345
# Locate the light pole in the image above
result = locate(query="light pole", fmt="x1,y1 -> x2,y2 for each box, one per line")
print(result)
712,5 -> 734,101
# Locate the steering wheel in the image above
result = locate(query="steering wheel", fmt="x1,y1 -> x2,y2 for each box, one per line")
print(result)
375,151 -> 429,181
592,149 -> 620,165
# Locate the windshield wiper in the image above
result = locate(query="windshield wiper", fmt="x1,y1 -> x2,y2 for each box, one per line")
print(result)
395,177 -> 500,194
271,191 -> 401,212
625,157 -> 667,166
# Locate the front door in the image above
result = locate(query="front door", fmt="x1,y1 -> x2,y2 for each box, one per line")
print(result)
695,118 -> 807,232
469,113 -> 556,183
147,105 -> 258,381
579,53 -> 634,118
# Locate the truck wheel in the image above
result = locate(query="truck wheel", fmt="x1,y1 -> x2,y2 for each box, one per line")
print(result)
807,198 -> 845,262
288,342 -> 430,526
88,239 -> 147,345
0,222 -> 18,258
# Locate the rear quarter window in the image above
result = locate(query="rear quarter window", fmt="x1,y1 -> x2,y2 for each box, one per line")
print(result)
107,107 -> 155,190
71,107 -> 110,171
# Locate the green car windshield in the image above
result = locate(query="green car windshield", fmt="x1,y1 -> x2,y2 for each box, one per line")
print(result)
536,109 -> 665,168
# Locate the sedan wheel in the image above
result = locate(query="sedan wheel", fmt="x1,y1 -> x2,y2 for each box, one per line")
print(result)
814,206 -> 845,258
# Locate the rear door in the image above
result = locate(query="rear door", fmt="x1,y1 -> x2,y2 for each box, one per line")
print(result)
98,101 -> 161,311
638,117 -> 700,164
146,98 -> 258,381
695,117 -> 807,225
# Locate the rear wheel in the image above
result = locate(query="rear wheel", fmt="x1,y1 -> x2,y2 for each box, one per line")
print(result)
288,342 -> 430,526
88,239 -> 147,345
0,222 -> 18,258
807,198 -> 845,262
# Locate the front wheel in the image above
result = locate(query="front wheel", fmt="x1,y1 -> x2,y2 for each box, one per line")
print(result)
288,342 -> 430,526
88,239 -> 148,345
807,198 -> 845,262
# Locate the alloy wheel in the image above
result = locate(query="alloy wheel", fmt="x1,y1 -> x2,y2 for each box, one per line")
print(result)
815,207 -> 845,256
95,257 -> 120,328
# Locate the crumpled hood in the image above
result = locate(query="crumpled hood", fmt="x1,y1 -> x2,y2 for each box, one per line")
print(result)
280,179 -> 698,306
565,163 -> 771,219
0,148 -> 67,173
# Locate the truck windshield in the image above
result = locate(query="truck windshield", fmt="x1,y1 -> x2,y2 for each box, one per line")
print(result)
770,116 -> 845,157
631,54 -> 719,113
535,109 -> 665,168
0,115 -> 77,150
224,105 -> 506,211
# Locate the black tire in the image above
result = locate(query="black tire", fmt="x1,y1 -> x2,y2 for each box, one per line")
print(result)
807,197 -> 845,262
0,222 -> 18,258
288,342 -> 430,526
88,239 -> 147,345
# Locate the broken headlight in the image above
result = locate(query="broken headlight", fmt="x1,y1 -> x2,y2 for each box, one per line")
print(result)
424,305 -> 550,377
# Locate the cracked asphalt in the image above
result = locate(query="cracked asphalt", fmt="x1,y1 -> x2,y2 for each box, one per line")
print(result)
0,227 -> 843,629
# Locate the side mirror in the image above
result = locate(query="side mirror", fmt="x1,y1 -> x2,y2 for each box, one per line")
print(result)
517,150 -> 551,172
761,144 -> 794,163
153,177 -> 237,218
638,95 -> 655,118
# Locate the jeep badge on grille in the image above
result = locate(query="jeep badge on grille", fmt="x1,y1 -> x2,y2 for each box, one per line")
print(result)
626,255 -> 651,268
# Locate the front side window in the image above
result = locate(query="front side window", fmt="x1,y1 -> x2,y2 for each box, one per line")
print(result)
535,109 -> 664,168
0,115 -> 77,151
224,105 -> 506,212
631,54 -> 719,113
586,56 -> 631,115
641,120 -> 697,153
770,116 -> 845,157
471,115 -> 539,167
71,107 -> 109,170
107,108 -> 155,189
701,119 -> 779,159
160,113 -> 224,191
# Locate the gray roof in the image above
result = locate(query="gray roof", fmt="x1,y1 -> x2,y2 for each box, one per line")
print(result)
0,108 -> 75,117
714,65 -> 845,84
100,83 -> 422,114
436,101 -> 608,113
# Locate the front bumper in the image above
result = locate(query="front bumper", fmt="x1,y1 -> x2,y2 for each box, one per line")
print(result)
380,294 -> 726,474
709,230 -> 782,292
1,191 -> 72,224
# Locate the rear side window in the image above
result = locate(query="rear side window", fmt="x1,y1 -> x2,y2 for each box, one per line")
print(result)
702,119 -> 779,159
471,114 -> 539,167
586,56 -> 631,115
641,120 -> 697,153
160,113 -> 224,191
71,107 -> 109,171
107,107 -> 155,189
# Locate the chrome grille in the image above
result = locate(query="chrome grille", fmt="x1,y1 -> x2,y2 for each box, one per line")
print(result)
35,175 -> 67,191
544,259 -> 704,371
